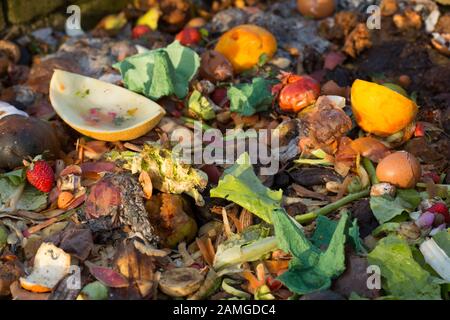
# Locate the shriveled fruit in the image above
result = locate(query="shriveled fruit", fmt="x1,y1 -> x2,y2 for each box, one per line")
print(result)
351,79 -> 418,136
199,50 -> 233,83
19,243 -> 71,293
215,24 -> 277,73
274,73 -> 320,112
376,151 -> 421,189
57,191 -> 74,209
145,193 -> 197,248
159,267 -> 204,297
297,0 -> 336,19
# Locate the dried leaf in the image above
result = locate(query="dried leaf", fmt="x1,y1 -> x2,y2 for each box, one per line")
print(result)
85,261 -> 129,288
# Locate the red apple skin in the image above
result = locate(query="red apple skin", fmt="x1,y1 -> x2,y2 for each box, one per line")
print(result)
175,28 -> 201,46
278,75 -> 320,112
132,25 -> 151,39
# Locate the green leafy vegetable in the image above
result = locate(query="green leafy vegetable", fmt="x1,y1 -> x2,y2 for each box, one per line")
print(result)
348,219 -> 366,254
107,144 -> 207,205
114,41 -> 200,100
1,169 -> 25,186
227,77 -> 274,116
370,189 -> 420,224
433,230 -> 450,257
368,235 -> 442,299
210,153 -> 282,223
310,215 -> 338,249
0,175 -> 47,212
188,90 -> 216,120
16,185 -> 48,211
80,281 -> 109,300
272,208 -> 348,295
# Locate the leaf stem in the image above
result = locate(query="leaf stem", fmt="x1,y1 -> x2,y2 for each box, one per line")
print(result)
295,189 -> 370,224
362,157 -> 379,185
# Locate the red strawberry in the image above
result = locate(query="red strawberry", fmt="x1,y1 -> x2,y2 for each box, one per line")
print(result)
427,203 -> 450,223
26,160 -> 55,193
132,25 -> 151,39
175,27 -> 201,46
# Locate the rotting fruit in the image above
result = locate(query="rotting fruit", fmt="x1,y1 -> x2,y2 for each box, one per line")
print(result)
274,72 -> 320,113
351,79 -> 418,136
215,24 -> 277,73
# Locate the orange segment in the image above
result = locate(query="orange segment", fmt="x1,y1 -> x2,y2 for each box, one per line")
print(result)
351,79 -> 418,136
215,24 -> 277,73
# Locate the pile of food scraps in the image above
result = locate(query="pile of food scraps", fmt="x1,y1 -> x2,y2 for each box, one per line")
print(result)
0,0 -> 449,300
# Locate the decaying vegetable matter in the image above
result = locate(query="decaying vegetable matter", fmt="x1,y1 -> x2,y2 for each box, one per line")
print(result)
0,0 -> 449,302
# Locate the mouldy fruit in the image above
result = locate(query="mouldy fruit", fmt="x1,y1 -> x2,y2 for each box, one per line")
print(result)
145,193 -> 197,248
297,0 -> 336,19
175,27 -> 201,46
159,267 -> 204,297
351,79 -> 418,136
215,24 -> 277,73
274,73 -> 320,112
199,50 -> 233,83
376,151 -> 421,189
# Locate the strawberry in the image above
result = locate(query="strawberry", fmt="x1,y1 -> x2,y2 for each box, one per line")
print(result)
175,27 -> 201,46
131,25 -> 151,39
26,160 -> 55,193
427,203 -> 450,224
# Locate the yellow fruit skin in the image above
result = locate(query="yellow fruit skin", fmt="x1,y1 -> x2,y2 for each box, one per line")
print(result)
215,24 -> 277,73
68,113 -> 164,142
351,79 -> 418,136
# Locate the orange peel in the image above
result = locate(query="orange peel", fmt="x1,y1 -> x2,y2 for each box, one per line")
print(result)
351,79 -> 417,136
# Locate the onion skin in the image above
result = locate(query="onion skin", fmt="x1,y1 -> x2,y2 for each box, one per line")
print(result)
278,75 -> 320,112
376,151 -> 421,189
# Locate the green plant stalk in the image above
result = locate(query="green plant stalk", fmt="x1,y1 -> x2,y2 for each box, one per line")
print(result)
180,116 -> 213,131
362,157 -> 379,185
416,183 -> 450,191
213,236 -> 278,270
294,159 -> 333,166
295,189 -> 370,224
